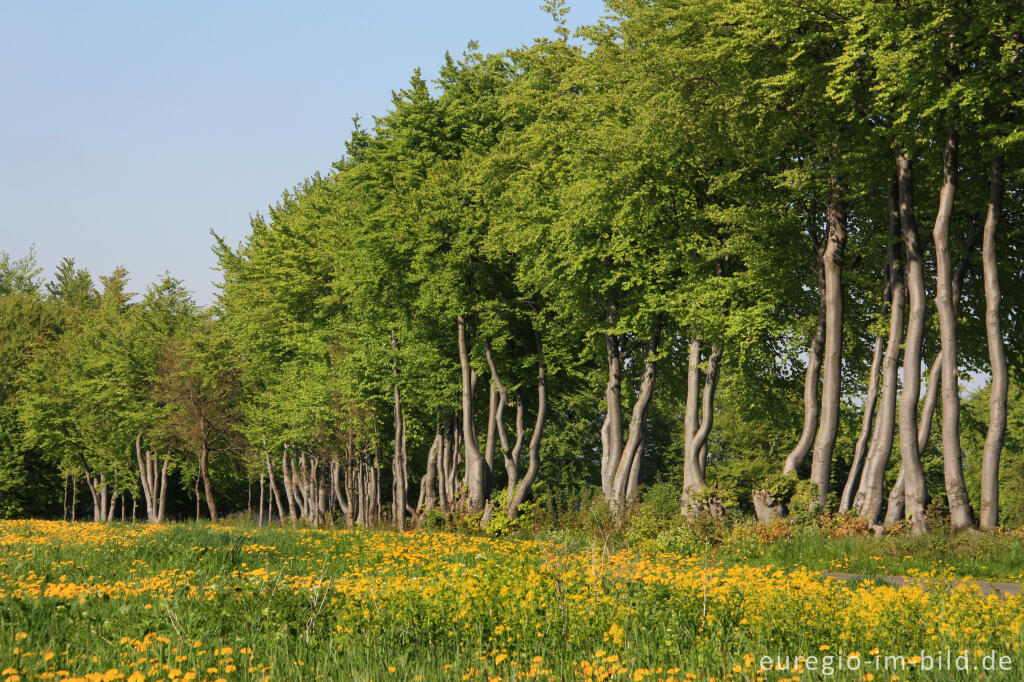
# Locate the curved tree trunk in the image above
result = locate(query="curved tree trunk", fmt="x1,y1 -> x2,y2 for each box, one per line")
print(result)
508,332 -> 547,518
809,193 -> 847,508
932,126 -> 974,531
980,154 -> 1006,530
505,393 -> 526,500
681,344 -> 723,516
852,180 -> 903,521
199,443 -> 218,522
783,267 -> 827,475
842,333 -> 884,514
896,152 -> 929,534
885,216 -> 979,526
609,333 -> 660,511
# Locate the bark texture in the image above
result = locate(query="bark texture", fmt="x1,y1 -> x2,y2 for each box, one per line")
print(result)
931,126 -> 974,531
809,194 -> 847,507
896,152 -> 930,534
980,154 -> 1006,530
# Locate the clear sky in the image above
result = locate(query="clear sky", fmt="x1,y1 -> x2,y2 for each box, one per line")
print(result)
0,0 -> 607,305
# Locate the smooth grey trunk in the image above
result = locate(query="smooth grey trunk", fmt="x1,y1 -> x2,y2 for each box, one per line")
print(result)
391,333 -> 408,530
417,427 -> 442,517
281,445 -> 297,522
981,154 -> 1006,530
457,316 -> 488,513
600,329 -> 624,499
484,340 -> 510,500
505,393 -> 527,499
885,219 -> 978,526
851,181 -> 903,520
809,194 -> 847,508
136,435 -> 154,520
681,344 -> 723,515
265,449 -> 286,522
896,152 -> 930,534
683,339 -> 701,489
842,334 -> 884,514
783,262 -> 827,475
508,332 -> 548,518
932,126 -> 975,531
609,333 -> 660,510
855,260 -> 905,523
258,475 -> 265,526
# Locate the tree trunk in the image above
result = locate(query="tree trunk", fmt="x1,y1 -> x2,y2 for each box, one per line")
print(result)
600,329 -> 624,499
842,334 -> 884,514
508,332 -> 548,518
417,427 -> 441,518
505,394 -> 526,500
281,445 -> 297,522
783,261 -> 827,474
391,333 -> 408,530
681,344 -> 723,516
199,443 -> 218,522
980,154 -> 1006,530
135,435 -> 155,521
258,475 -> 265,526
896,151 -> 930,534
932,125 -> 974,531
683,338 -> 701,493
457,316 -> 488,513
753,490 -> 784,523
885,215 -> 978,527
609,333 -> 660,510
809,193 -> 847,508
852,180 -> 904,521
265,450 -> 286,522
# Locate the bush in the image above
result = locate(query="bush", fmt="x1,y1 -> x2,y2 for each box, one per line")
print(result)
756,518 -> 793,544
639,482 -> 680,520
484,489 -> 537,536
422,508 -> 446,531
654,515 -> 729,556
820,511 -> 872,538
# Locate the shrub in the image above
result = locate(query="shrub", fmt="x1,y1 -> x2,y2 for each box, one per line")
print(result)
654,515 -> 729,556
422,508 -> 446,532
756,518 -> 792,545
821,512 -> 872,539
639,482 -> 680,520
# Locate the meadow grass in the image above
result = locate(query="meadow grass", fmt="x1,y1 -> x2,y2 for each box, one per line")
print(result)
2,519 -> 1024,681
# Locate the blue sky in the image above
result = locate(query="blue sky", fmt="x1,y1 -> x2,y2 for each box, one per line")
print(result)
0,0 -> 606,305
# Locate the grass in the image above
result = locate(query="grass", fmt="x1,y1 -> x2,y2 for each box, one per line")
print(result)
1,519 -> 1024,681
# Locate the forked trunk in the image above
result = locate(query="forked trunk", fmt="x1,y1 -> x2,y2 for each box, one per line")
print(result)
508,332 -> 548,518
609,333 -> 660,511
681,343 -> 723,516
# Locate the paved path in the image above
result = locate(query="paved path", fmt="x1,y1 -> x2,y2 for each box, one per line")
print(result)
820,572 -> 1021,598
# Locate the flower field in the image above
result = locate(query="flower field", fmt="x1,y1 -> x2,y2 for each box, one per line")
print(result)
1,521 -> 1023,681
